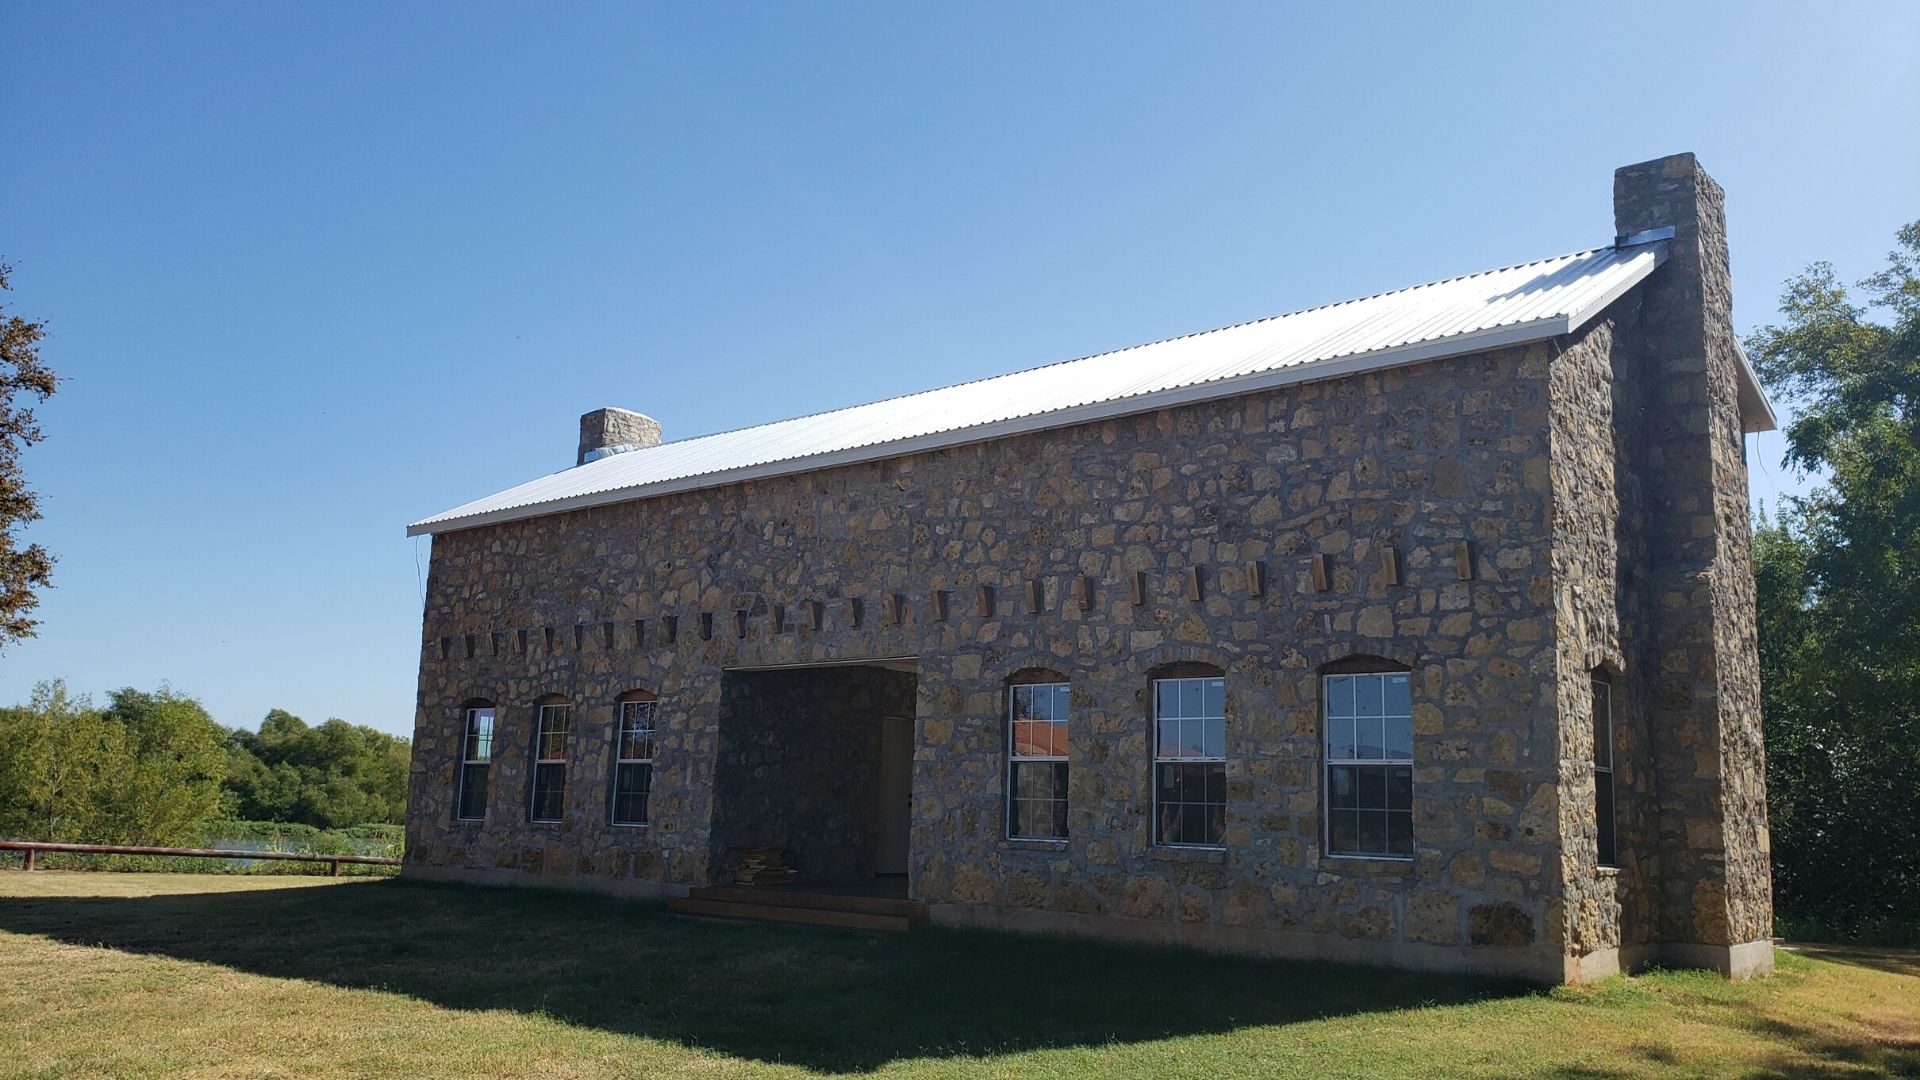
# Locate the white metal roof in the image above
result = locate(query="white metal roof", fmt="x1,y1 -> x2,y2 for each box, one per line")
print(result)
409,238 -> 1774,536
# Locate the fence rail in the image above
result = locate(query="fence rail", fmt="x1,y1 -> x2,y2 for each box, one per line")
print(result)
0,840 -> 401,877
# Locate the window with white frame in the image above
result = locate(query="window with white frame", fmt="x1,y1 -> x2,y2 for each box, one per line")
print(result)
1324,665 -> 1413,857
1593,674 -> 1617,865
1154,674 -> 1226,847
1007,678 -> 1070,839
529,701 -> 571,822
456,704 -> 494,821
611,696 -> 656,826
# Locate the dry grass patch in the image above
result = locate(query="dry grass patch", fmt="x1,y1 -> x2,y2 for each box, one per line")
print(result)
0,871 -> 1913,1078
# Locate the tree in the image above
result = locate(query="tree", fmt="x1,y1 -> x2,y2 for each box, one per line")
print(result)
0,681 -> 228,845
1746,221 -> 1920,932
225,709 -> 410,828
0,261 -> 57,646
0,680 -> 111,840
94,687 -> 230,845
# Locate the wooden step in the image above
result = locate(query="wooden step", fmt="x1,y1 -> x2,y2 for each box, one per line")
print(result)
687,885 -> 928,920
666,896 -> 915,932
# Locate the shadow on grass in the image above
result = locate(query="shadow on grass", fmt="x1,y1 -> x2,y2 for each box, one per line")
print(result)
1793,943 -> 1920,979
0,876 -> 1531,1072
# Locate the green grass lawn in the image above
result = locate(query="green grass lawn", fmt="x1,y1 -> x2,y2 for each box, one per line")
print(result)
0,872 -> 1913,1078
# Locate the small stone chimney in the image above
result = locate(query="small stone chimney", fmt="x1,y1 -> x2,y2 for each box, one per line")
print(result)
576,407 -> 661,466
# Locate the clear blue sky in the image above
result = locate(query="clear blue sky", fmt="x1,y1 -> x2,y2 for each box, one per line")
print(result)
2,2 -> 1914,736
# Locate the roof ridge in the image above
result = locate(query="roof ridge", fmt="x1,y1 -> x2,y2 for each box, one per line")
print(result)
573,244 -> 1611,465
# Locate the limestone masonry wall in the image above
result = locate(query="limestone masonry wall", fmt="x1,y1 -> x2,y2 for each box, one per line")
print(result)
404,154 -> 1773,982
408,335 -> 1585,979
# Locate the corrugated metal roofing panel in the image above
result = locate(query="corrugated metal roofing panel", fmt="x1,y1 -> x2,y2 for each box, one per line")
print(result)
409,241 -> 1686,535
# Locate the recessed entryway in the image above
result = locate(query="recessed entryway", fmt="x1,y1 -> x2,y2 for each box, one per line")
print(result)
709,659 -> 919,895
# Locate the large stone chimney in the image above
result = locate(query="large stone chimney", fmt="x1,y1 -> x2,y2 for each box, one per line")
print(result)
1613,153 -> 1773,977
576,407 -> 661,466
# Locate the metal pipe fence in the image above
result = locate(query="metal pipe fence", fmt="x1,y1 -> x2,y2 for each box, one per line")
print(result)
0,840 -> 401,877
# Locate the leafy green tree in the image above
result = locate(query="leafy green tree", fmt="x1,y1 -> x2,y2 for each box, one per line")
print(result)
225,709 -> 410,828
93,687 -> 231,845
1746,221 -> 1920,932
0,680 -> 112,840
0,682 -> 228,845
0,261 -> 57,646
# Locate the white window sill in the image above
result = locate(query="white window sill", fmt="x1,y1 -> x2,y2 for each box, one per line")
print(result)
1149,845 -> 1228,864
999,838 -> 1069,853
1318,854 -> 1415,873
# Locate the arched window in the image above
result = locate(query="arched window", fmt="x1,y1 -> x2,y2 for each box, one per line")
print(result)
529,695 -> 572,823
611,689 -> 657,826
1007,669 -> 1070,840
1152,662 -> 1226,847
1323,657 -> 1413,857
456,700 -> 495,821
1592,671 -> 1617,866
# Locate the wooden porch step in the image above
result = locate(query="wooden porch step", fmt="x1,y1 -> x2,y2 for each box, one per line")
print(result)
687,884 -> 928,920
666,896 -> 916,932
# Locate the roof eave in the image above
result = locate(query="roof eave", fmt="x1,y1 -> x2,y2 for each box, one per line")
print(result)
407,313 -> 1590,538
1732,338 -> 1779,434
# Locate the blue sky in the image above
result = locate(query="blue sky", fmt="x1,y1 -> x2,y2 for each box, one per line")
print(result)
1,2 -> 1914,736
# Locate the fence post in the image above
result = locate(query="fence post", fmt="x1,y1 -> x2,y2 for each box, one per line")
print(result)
330,858 -> 342,878
23,847 -> 35,871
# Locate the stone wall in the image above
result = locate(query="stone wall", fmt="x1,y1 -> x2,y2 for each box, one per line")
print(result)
406,332 -> 1587,980
404,161 -> 1773,979
1613,154 -> 1773,971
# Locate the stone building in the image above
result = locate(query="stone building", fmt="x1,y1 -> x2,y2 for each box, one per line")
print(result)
403,153 -> 1776,982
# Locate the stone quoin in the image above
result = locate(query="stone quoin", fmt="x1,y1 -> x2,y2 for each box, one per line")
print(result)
402,153 -> 1776,983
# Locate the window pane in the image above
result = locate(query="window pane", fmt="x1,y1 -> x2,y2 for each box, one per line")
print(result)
1179,679 -> 1203,718
1182,718 -> 1207,759
1596,771 -> 1617,865
1592,682 -> 1612,768
1204,760 -> 1225,803
1157,801 -> 1181,845
1356,716 -> 1386,760
1201,678 -> 1224,719
538,707 -> 571,761
1329,764 -> 1357,809
1384,673 -> 1411,719
1325,675 -> 1354,718
612,762 -> 652,825
1157,762 -> 1183,803
1327,715 -> 1358,761
1386,765 -> 1412,811
1329,808 -> 1358,853
1356,674 -> 1383,718
1357,809 -> 1387,853
531,762 -> 566,821
1156,680 -> 1181,719
1157,717 -> 1184,759
1384,713 -> 1413,760
1009,761 -> 1068,839
458,764 -> 488,819
1053,683 -> 1072,720
1031,685 -> 1053,722
465,709 -> 495,763
1387,810 -> 1414,855
1357,764 -> 1386,810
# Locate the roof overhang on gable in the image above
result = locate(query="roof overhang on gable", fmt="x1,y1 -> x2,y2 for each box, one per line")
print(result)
407,238 -> 1772,537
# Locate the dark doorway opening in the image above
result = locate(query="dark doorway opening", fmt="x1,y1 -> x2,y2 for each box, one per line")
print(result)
710,661 -> 917,891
